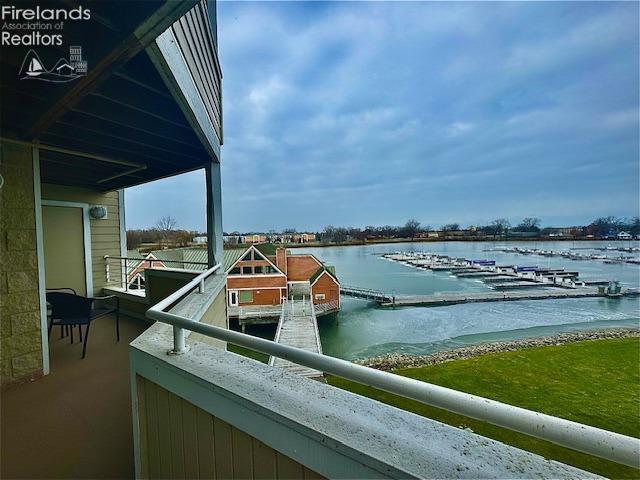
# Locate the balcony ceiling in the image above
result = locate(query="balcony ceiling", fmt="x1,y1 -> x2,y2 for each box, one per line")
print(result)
0,0 -> 213,191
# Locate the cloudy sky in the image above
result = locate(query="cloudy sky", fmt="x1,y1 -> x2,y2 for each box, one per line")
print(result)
126,1 -> 639,232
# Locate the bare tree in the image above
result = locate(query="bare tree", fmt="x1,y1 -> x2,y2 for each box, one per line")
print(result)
155,216 -> 177,245
490,218 -> 511,237
402,219 -> 421,239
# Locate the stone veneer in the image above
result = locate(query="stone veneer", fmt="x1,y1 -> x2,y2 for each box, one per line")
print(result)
1,141 -> 43,387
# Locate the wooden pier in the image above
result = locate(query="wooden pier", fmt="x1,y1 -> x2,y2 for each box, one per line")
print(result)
269,299 -> 324,380
380,288 -> 638,308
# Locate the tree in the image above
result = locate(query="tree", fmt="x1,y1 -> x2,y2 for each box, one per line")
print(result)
155,215 -> 177,232
513,217 -> 541,232
155,216 -> 177,245
490,218 -> 511,237
442,223 -> 460,232
402,219 -> 421,239
586,216 -> 620,237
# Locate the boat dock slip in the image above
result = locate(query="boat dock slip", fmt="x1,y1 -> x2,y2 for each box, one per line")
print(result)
456,271 -> 508,278
380,288 -> 639,307
269,299 -> 324,380
492,281 -> 551,289
483,275 -> 529,283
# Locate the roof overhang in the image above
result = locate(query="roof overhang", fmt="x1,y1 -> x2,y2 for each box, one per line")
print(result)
1,0 -> 221,191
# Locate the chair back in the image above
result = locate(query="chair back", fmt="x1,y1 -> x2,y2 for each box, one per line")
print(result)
46,292 -> 93,321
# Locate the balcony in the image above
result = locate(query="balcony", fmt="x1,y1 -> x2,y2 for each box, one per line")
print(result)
1,313 -> 147,479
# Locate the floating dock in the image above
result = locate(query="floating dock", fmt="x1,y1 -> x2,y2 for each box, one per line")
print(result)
379,288 -> 638,308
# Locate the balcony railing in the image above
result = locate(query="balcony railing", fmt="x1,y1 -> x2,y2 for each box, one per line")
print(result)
144,265 -> 639,469
104,255 -> 208,292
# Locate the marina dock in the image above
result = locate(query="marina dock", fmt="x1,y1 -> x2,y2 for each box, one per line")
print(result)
380,288 -> 638,307
268,299 -> 324,380
358,250 -> 640,308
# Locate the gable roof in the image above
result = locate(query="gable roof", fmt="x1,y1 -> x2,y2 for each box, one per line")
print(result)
310,265 -> 339,286
224,247 -> 249,272
223,245 -> 285,275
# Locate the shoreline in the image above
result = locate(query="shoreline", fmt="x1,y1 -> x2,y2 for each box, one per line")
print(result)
286,237 -> 626,249
355,327 -> 640,371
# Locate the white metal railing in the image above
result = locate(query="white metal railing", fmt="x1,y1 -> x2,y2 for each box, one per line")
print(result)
104,254 -> 209,292
145,265 -> 640,468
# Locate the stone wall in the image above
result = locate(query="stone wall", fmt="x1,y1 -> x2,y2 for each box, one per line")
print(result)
0,141 -> 43,387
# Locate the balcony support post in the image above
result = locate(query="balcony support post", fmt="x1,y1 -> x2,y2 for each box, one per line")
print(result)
205,160 -> 223,269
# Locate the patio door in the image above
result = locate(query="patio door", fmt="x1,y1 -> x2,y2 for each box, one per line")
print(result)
228,290 -> 238,306
42,203 -> 91,296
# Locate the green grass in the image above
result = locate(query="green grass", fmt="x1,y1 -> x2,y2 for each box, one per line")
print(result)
227,343 -> 270,363
328,337 -> 640,479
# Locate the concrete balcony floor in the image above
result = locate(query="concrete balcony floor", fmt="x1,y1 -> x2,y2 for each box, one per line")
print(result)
1,313 -> 149,479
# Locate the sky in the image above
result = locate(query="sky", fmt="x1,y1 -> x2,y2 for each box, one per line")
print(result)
125,1 -> 640,232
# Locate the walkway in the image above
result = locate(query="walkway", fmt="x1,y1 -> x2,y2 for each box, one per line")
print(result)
269,299 -> 324,380
381,288 -> 638,307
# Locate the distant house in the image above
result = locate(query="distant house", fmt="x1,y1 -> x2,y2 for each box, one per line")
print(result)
241,234 -> 268,244
193,235 -> 207,244
617,231 -> 632,240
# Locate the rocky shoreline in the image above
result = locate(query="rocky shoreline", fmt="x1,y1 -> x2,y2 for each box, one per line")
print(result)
355,327 -> 640,371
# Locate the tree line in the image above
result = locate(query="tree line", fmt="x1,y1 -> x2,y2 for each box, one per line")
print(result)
317,216 -> 640,243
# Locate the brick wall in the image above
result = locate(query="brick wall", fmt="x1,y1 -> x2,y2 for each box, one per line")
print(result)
0,141 -> 44,387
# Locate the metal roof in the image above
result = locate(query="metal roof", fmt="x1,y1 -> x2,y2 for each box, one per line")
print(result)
223,247 -> 249,272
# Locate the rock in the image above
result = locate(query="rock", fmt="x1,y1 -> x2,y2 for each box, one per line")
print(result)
355,328 -> 640,371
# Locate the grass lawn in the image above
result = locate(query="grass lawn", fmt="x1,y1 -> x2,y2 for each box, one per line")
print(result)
328,337 -> 640,479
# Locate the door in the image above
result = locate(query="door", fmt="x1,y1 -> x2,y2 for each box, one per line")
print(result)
228,290 -> 238,306
42,205 -> 88,296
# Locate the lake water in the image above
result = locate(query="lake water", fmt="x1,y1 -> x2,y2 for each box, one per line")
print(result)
295,241 -> 640,360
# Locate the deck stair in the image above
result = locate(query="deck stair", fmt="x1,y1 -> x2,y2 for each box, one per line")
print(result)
269,299 -> 324,380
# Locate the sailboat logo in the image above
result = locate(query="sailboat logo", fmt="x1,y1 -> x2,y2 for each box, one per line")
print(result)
19,47 -> 88,83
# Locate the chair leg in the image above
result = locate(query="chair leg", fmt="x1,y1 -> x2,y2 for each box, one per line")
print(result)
48,322 -> 54,339
116,310 -> 120,342
70,325 -> 74,344
78,324 -> 83,342
82,323 -> 91,359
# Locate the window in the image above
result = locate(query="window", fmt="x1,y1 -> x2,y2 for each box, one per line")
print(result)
254,266 -> 264,274
239,290 -> 253,303
315,293 -> 326,301
265,266 -> 276,274
230,267 -> 241,275
242,251 -> 252,261
242,266 -> 252,275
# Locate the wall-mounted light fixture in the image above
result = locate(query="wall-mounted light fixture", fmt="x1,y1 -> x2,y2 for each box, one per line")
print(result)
89,205 -> 108,219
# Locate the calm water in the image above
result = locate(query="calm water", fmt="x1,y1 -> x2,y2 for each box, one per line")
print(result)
296,241 -> 640,360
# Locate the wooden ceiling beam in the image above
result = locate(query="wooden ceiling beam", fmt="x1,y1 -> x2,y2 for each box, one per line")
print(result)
29,0 -> 200,139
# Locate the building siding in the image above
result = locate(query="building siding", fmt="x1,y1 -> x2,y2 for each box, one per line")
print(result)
40,184 -> 122,296
312,273 -> 340,305
136,376 -> 323,479
0,141 -> 43,386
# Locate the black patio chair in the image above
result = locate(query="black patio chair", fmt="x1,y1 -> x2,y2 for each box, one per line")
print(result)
46,292 -> 120,359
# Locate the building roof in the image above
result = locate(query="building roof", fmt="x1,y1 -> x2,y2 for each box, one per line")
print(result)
310,265 -> 339,285
223,248 -> 249,271
286,255 -> 323,282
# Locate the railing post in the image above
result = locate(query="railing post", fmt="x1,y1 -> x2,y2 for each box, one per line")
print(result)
104,255 -> 110,283
169,326 -> 188,355
124,258 -> 128,292
199,278 -> 205,293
